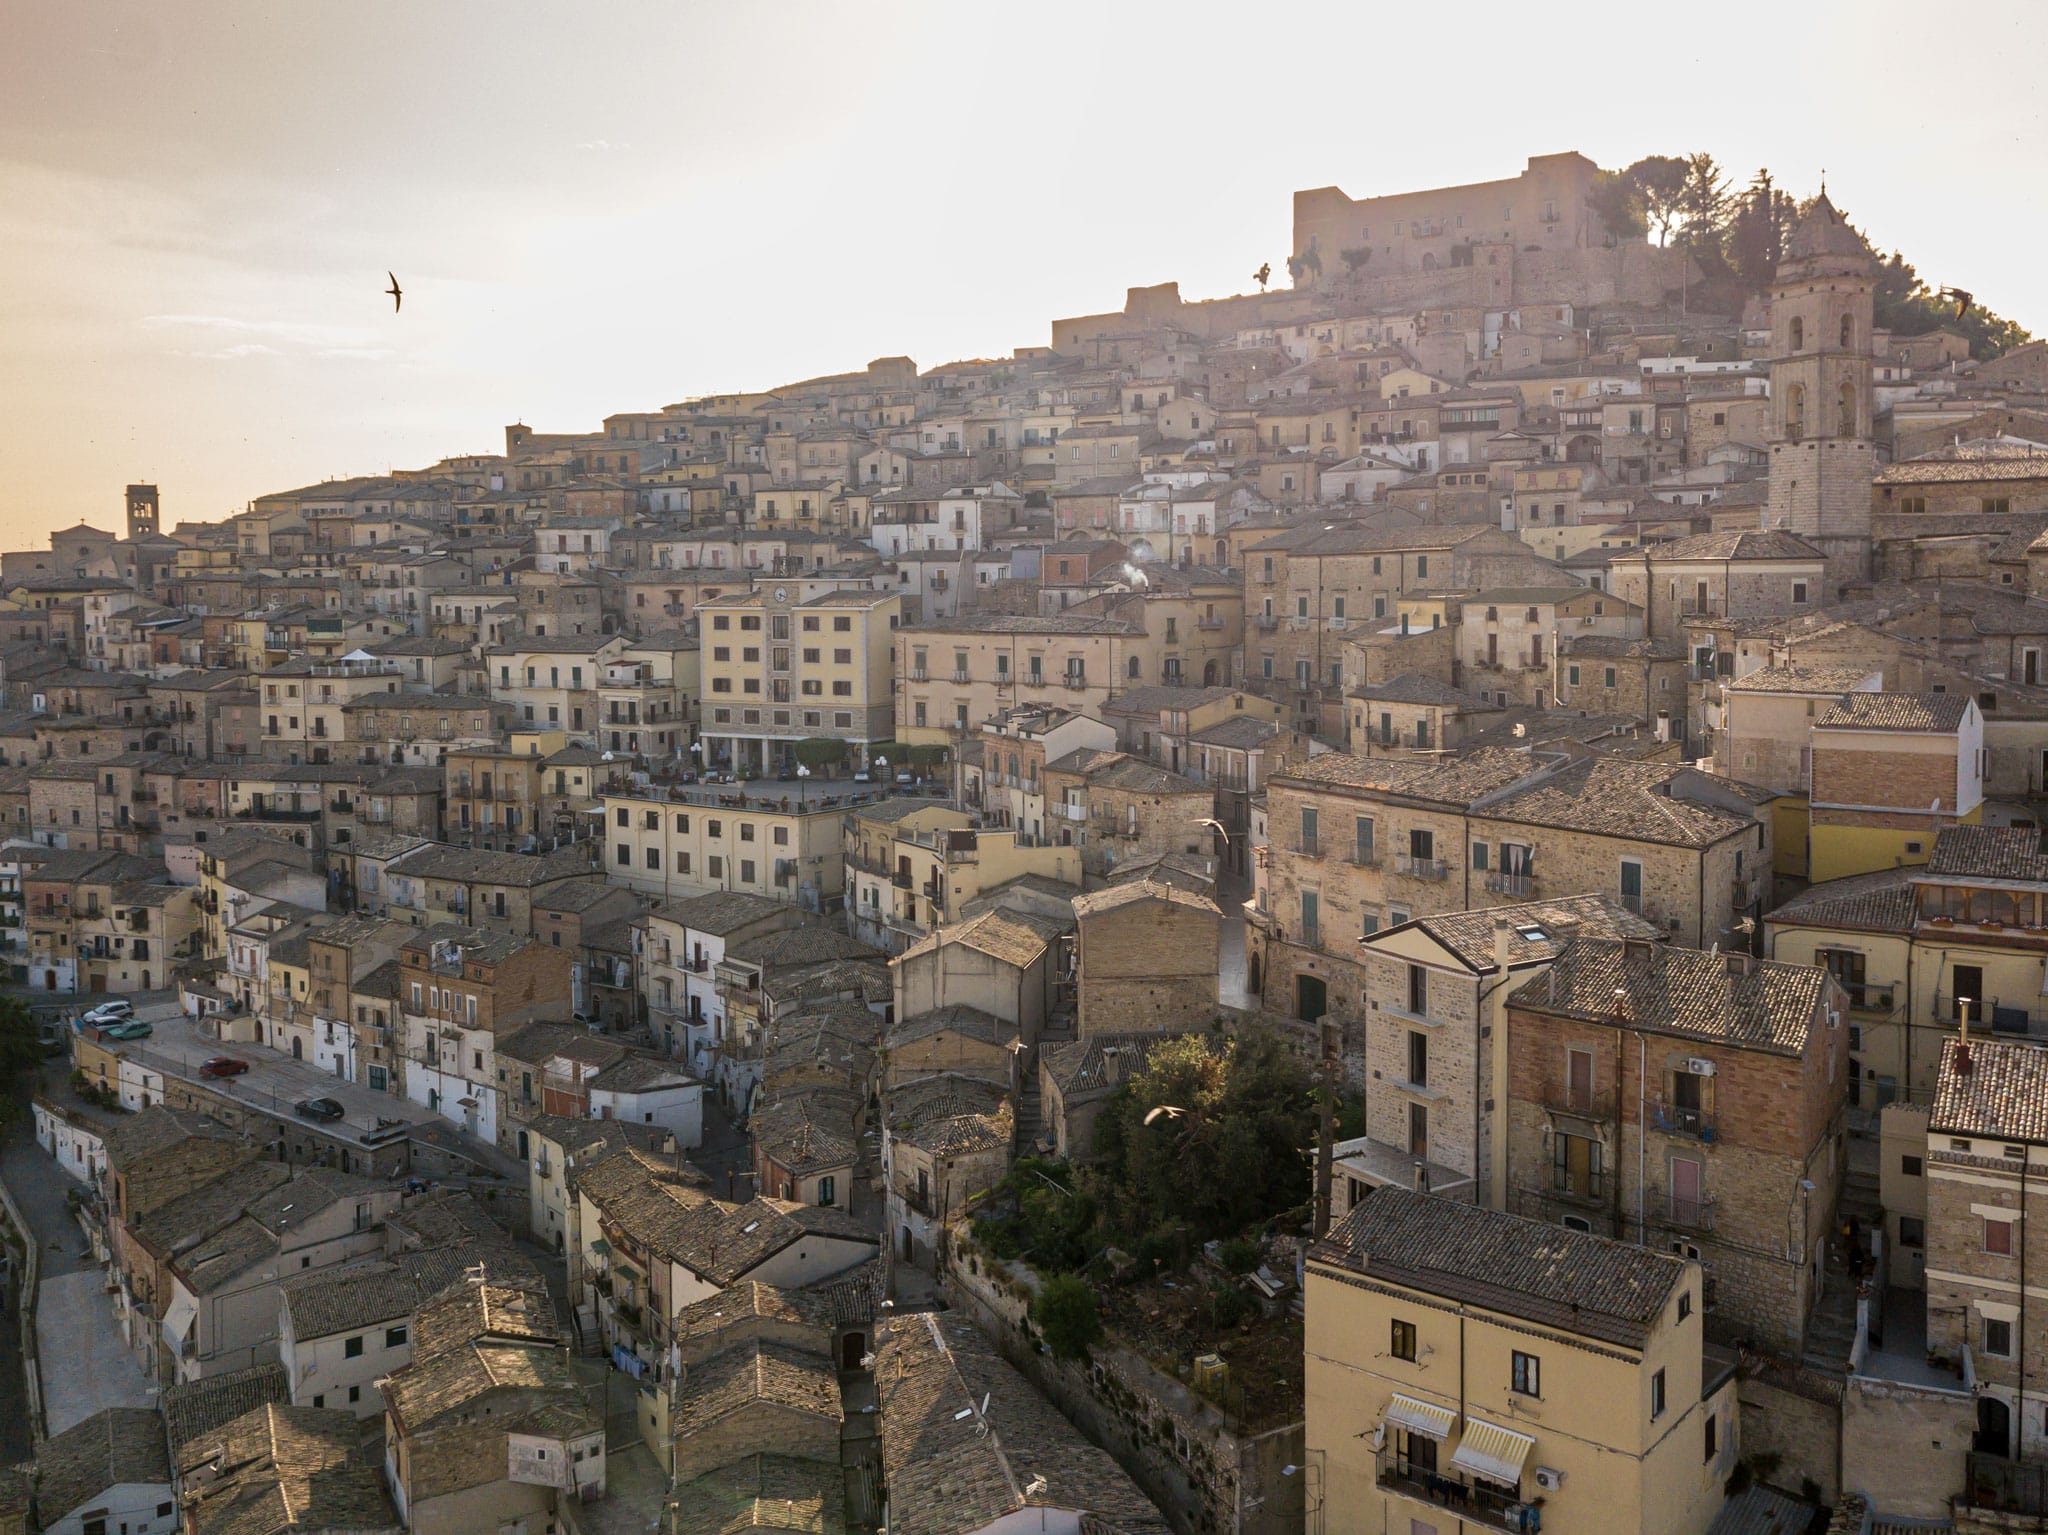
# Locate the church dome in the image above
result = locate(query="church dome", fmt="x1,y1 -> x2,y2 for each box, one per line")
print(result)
1784,192 -> 1871,263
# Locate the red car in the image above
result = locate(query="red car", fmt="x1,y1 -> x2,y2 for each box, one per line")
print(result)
199,1056 -> 250,1079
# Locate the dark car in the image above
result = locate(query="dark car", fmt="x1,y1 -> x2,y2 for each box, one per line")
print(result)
199,1056 -> 250,1079
295,1097 -> 346,1122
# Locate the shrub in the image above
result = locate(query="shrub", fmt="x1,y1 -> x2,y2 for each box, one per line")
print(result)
1033,1273 -> 1101,1360
1217,1237 -> 1262,1275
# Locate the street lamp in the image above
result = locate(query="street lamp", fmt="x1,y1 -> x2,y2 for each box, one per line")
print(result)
690,740 -> 704,781
795,763 -> 810,809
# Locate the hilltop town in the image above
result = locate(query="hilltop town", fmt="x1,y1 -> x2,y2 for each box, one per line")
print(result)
2,150 -> 2047,1535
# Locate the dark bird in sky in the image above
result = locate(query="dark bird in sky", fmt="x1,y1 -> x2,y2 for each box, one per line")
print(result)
1941,287 -> 1973,321
1253,262 -> 1272,292
385,272 -> 403,313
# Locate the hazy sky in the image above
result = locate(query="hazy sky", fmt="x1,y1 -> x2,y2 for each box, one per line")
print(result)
4,1 -> 2045,545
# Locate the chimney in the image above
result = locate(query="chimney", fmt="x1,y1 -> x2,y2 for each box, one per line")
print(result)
1957,997 -> 1975,1074
1494,921 -> 1516,977
1412,1161 -> 1430,1193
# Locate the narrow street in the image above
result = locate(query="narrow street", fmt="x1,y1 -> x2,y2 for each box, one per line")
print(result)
0,1062 -> 155,1444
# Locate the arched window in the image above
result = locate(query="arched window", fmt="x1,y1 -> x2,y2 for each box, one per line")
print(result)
1785,383 -> 1806,440
1789,316 -> 1805,351
1840,314 -> 1853,349
1838,381 -> 1857,437
1127,656 -> 1141,679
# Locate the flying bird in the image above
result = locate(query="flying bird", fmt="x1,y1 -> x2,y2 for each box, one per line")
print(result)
385,272 -> 403,313
1142,1104 -> 1187,1126
1196,817 -> 1229,846
1941,287 -> 1973,322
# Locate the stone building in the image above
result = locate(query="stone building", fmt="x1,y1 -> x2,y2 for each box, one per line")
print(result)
1608,529 -> 1830,643
1503,937 -> 1848,1354
1352,894 -> 1660,1212
1069,878 -> 1221,1036
1554,634 -> 1689,739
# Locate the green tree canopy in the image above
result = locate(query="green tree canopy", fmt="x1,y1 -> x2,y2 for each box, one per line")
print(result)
1033,1272 -> 1101,1360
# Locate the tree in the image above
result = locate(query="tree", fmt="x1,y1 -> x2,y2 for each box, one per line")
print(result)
1340,247 -> 1372,274
0,997 -> 42,1121
1725,168 -> 1793,291
1093,1032 -> 1314,1245
1868,246 -> 2032,360
793,737 -> 846,772
1589,169 -> 1647,241
1033,1272 -> 1101,1360
1625,155 -> 1690,246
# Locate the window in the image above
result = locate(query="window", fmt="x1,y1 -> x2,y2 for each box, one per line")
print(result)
1704,1413 -> 1718,1463
345,1335 -> 365,1359
1792,581 -> 1809,605
1678,1291 -> 1692,1322
1898,1215 -> 1925,1249
1986,1316 -> 2015,1358
1390,1319 -> 1417,1362
1619,858 -> 1644,914
1986,1218 -> 2015,1255
1902,1155 -> 1923,1177
1406,1030 -> 1428,1088
1511,1350 -> 1541,1397
1651,1367 -> 1666,1419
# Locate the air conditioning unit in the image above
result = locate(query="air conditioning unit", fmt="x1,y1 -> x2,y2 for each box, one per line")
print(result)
1684,1058 -> 1716,1077
1533,1467 -> 1565,1492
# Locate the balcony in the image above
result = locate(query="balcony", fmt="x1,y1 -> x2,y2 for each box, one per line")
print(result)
1649,1100 -> 1716,1142
898,1183 -> 934,1217
1487,872 -> 1535,899
1196,616 -> 1225,630
1542,1087 -> 1615,1123
1376,1455 -> 1525,1535
1394,854 -> 1449,882
1296,836 -> 1321,859
1251,614 -> 1280,630
1062,675 -> 1088,690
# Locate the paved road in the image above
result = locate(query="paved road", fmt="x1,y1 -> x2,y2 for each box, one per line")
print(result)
114,1001 -> 520,1179
0,1062 -> 155,1442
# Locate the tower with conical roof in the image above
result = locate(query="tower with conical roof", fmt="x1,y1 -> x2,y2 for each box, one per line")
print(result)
1765,192 -> 1876,588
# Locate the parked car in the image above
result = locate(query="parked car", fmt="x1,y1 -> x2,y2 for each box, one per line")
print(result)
82,1001 -> 133,1025
199,1056 -> 250,1079
295,1097 -> 345,1122
98,1020 -> 153,1041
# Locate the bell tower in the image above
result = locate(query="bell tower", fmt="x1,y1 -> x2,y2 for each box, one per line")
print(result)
1765,193 -> 1876,589
125,483 -> 159,541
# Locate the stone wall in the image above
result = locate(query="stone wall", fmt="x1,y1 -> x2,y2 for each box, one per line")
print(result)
944,1245 -> 1305,1535
1841,1370 -> 1973,1519
1737,1364 -> 1844,1506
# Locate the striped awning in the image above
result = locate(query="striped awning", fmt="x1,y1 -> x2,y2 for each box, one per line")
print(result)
1449,1417 -> 1535,1488
1383,1393 -> 1457,1442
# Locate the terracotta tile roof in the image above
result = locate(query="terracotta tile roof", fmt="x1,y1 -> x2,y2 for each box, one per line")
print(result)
1926,824 -> 2048,883
162,1362 -> 290,1456
1040,1032 -> 1218,1102
898,908 -> 1066,969
1352,673 -> 1500,708
878,1314 -> 1170,1535
672,1339 -> 843,1440
883,1004 -> 1019,1050
1615,528 -> 1823,563
1277,745 -> 1536,804
176,1404 -> 400,1535
668,1454 -> 847,1535
1309,1187 -> 1684,1349
1071,879 -> 1220,919
34,1407 -> 171,1523
1764,869 -> 1917,934
1813,692 -> 1970,732
1723,664 -> 1880,695
751,1096 -> 859,1175
1477,758 -> 1755,847
1932,1037 -> 2048,1142
1510,937 -> 1827,1056
1389,894 -> 1662,973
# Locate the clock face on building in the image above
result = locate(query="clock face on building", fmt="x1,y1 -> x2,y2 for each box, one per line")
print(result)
774,588 -> 787,602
